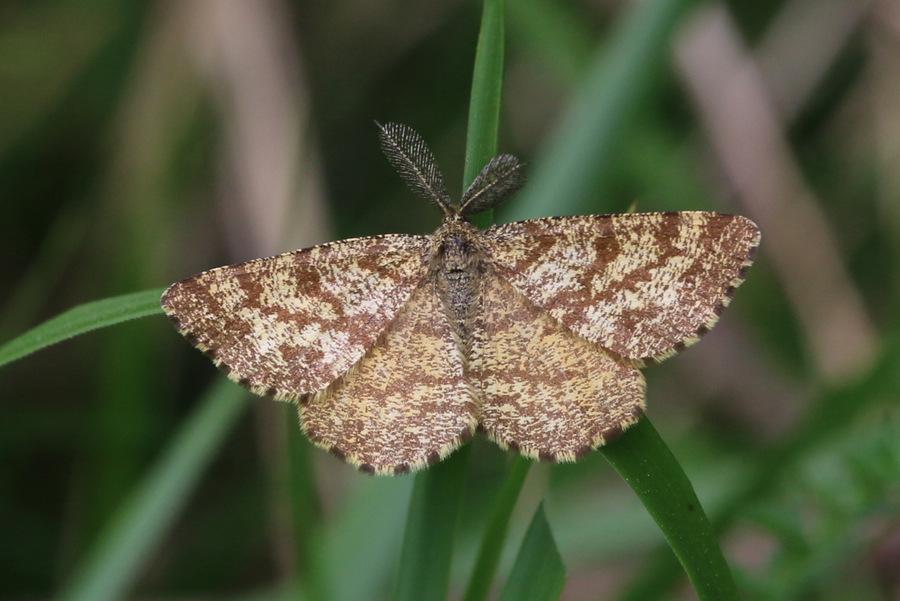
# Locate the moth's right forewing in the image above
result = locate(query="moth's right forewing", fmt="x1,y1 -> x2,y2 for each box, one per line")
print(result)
161,234 -> 432,399
483,213 -> 760,362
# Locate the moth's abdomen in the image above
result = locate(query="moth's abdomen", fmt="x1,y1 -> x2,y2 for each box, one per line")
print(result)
434,227 -> 484,347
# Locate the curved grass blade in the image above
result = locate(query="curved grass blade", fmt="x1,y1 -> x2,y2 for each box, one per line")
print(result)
393,2 -> 506,600
600,417 -> 739,601
57,378 -> 248,601
496,503 -> 565,601
0,288 -> 166,369
620,331 -> 900,600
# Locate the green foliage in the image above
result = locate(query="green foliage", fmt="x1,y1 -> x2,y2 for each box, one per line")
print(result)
1,0 -> 896,600
740,411 -> 900,600
57,380 -> 248,601
496,504 -> 566,601
602,418 -> 739,599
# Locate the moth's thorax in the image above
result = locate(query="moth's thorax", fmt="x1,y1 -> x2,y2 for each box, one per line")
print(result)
432,217 -> 485,345
431,217 -> 481,267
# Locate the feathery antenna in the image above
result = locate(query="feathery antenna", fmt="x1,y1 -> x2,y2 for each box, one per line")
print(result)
377,122 -> 452,215
459,154 -> 527,216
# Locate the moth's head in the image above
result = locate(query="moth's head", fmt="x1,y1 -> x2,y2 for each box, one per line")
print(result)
376,121 -> 527,220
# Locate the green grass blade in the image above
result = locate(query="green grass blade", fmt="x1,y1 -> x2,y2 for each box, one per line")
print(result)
393,2 -> 506,600
464,0 -> 505,231
464,0 -> 505,188
600,417 -> 739,601
0,287 -> 166,369
462,455 -> 531,601
56,378 -> 248,601
503,0 -> 694,221
393,446 -> 472,601
287,424 -> 326,599
496,503 -> 566,601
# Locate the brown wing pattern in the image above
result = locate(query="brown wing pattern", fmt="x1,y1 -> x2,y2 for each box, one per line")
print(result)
483,212 -> 760,362
470,271 -> 646,462
301,275 -> 477,474
161,234 -> 431,399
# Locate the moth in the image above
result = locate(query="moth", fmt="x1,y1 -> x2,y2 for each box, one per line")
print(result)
162,123 -> 760,475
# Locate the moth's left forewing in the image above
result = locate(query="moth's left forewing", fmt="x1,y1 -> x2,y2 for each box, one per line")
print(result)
483,212 -> 760,363
161,234 -> 432,399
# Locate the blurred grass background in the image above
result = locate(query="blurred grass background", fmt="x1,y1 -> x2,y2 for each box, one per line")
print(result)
1,0 -> 899,599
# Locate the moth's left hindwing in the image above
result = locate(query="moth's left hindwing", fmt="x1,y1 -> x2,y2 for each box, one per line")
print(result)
301,274 -> 478,475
